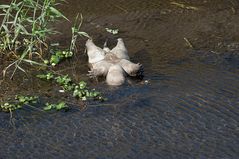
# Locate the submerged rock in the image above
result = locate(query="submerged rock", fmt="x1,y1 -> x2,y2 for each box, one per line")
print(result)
85,38 -> 143,85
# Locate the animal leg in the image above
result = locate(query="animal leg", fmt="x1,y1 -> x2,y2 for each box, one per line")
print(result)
119,59 -> 144,77
87,61 -> 113,78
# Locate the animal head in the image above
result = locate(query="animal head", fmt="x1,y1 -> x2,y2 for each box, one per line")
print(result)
85,39 -> 105,64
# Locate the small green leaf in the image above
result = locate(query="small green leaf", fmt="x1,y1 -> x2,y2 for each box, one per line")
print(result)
50,54 -> 61,65
43,105 -> 52,111
79,81 -> 87,89
44,60 -> 49,64
43,103 -> 53,111
81,96 -> 87,101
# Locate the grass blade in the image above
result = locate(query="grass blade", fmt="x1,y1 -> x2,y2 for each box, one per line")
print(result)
49,7 -> 69,21
77,31 -> 90,38
22,59 -> 47,66
0,5 -> 10,9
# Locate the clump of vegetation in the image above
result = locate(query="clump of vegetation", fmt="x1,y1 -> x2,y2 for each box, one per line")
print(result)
0,0 -> 69,76
43,102 -> 69,111
70,13 -> 90,52
45,50 -> 73,66
0,0 -> 89,77
73,81 -> 102,101
0,95 -> 38,112
0,95 -> 70,113
0,1 -> 106,115
37,72 -> 106,101
0,72 -> 105,113
44,14 -> 89,67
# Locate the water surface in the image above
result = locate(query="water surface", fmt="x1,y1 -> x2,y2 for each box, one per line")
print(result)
0,0 -> 239,158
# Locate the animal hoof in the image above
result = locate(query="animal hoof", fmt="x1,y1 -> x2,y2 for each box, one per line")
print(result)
136,63 -> 144,78
87,70 -> 97,79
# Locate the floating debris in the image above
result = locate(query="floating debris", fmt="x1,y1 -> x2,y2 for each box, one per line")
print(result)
184,37 -> 194,48
170,2 -> 199,10
105,28 -> 119,35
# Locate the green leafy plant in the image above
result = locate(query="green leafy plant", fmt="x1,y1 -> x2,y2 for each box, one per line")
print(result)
73,81 -> 101,101
36,72 -> 54,80
0,95 -> 38,112
43,102 -> 69,111
1,72 -> 106,113
44,14 -> 90,67
0,95 -> 69,113
37,72 -> 106,101
0,0 -> 91,78
70,13 -> 90,53
55,75 -> 75,91
0,0 -> 69,77
43,50 -> 73,66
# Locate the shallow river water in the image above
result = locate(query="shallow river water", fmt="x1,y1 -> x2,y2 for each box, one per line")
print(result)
0,0 -> 239,158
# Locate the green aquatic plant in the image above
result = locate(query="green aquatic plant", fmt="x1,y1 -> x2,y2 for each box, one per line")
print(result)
0,95 -> 69,113
48,50 -> 73,66
36,72 -> 54,80
55,75 -> 75,91
0,95 -> 38,112
1,72 -> 106,113
37,72 -> 106,101
73,81 -> 102,101
55,75 -> 72,86
43,102 -> 69,111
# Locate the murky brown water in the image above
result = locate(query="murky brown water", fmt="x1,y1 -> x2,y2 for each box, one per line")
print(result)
1,0 -> 239,158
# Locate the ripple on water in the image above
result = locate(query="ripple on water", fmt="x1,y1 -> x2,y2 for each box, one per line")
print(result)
1,0 -> 239,158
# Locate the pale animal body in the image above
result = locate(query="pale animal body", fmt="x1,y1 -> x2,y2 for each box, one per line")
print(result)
85,38 -> 143,85
106,64 -> 126,86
